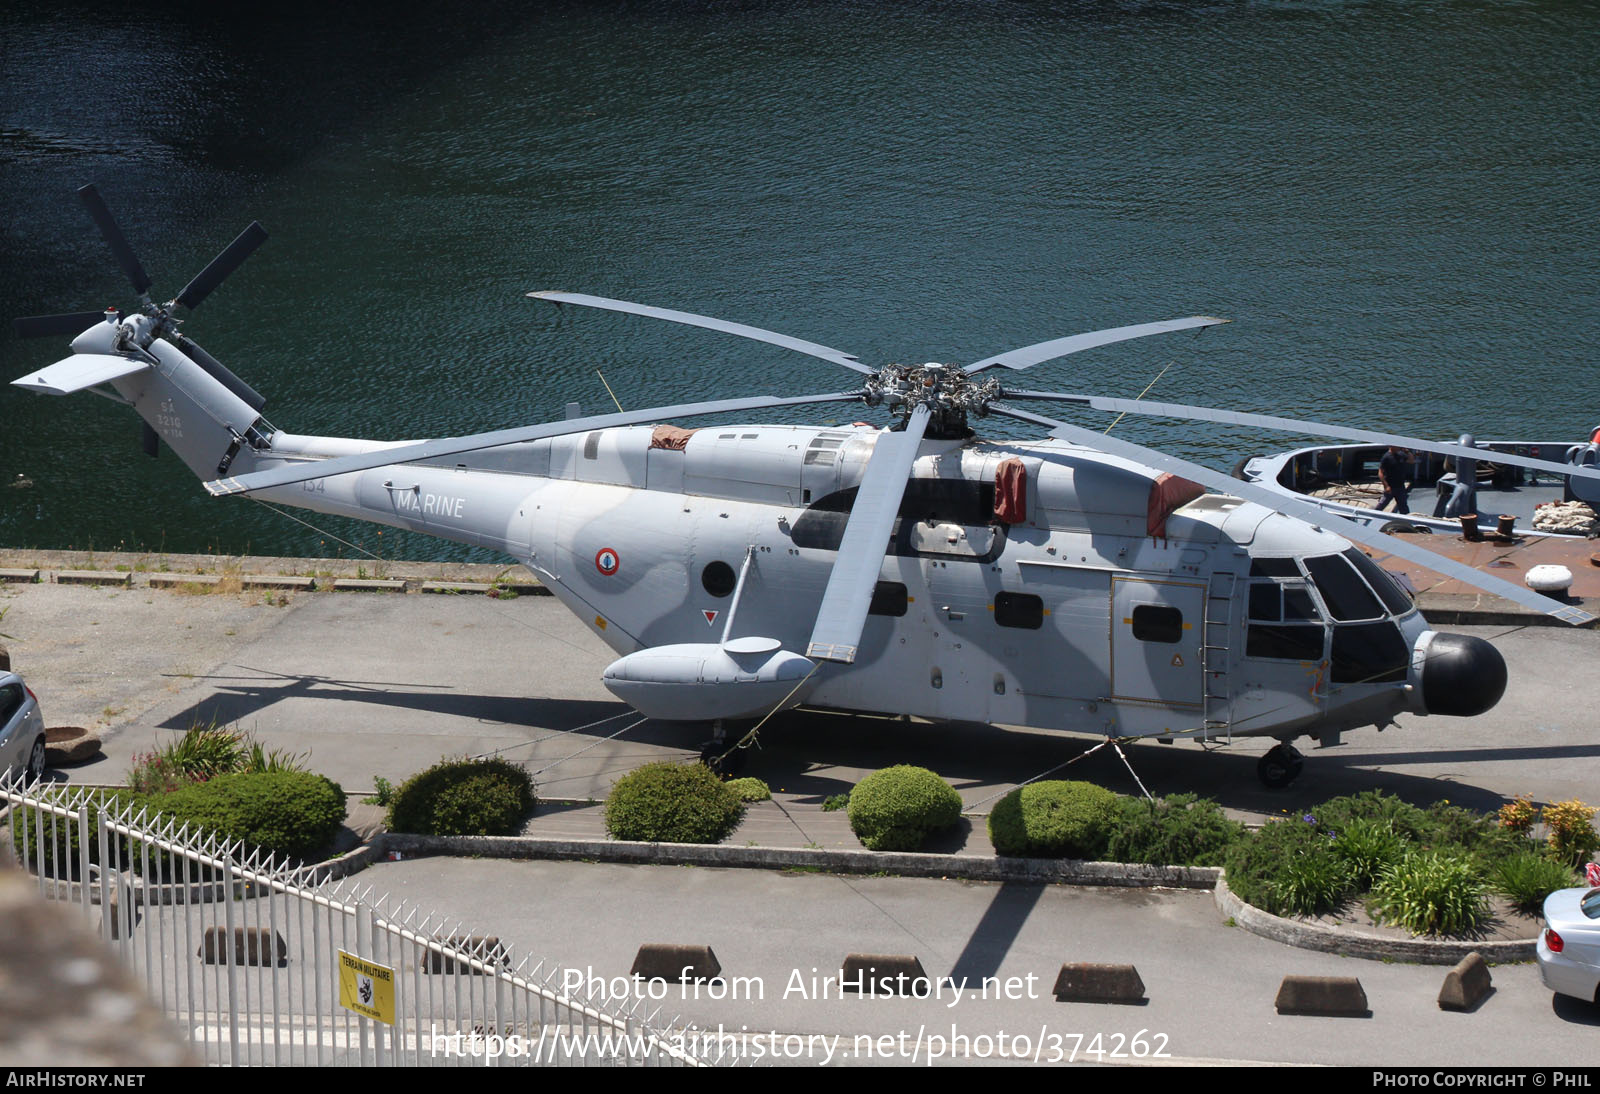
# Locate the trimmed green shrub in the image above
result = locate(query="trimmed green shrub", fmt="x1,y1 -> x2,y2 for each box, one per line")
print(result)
1106,793 -> 1245,866
153,771 -> 346,860
1223,818 -> 1352,917
725,777 -> 771,803
1494,852 -> 1578,915
388,757 -> 536,837
849,766 -> 963,852
1371,850 -> 1489,936
1311,790 -> 1431,844
605,762 -> 743,844
988,780 -> 1118,860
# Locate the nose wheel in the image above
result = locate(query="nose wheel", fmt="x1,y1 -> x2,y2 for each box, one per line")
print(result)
1257,743 -> 1304,789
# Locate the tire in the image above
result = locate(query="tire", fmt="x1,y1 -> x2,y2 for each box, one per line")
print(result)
25,737 -> 45,783
1257,744 -> 1303,789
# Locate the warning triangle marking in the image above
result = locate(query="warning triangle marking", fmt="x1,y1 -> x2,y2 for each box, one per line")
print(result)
703,610 -> 718,626
1171,654 -> 1184,667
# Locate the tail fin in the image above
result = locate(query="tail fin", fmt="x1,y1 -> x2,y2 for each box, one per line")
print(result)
12,317 -> 269,481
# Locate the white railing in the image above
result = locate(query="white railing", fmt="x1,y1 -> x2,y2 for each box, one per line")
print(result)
0,775 -> 714,1067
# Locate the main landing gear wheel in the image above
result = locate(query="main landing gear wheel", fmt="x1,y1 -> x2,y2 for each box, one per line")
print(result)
1257,743 -> 1304,789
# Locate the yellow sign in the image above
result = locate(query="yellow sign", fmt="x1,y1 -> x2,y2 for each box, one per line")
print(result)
338,950 -> 395,1025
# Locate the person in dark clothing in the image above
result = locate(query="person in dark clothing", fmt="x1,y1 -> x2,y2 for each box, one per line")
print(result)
1378,445 -> 1411,514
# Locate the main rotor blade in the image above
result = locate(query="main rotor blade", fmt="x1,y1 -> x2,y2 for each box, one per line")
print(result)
807,404 -> 933,663
528,291 -> 874,376
1004,390 -> 1600,484
964,316 -> 1228,374
205,389 -> 867,496
175,222 -> 268,311
988,402 -> 1595,626
14,311 -> 107,340
78,183 -> 152,297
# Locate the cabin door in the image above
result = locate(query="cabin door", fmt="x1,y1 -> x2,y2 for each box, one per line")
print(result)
1110,577 -> 1205,708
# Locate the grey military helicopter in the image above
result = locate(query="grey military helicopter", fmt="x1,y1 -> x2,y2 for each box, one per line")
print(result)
14,186 -> 1599,787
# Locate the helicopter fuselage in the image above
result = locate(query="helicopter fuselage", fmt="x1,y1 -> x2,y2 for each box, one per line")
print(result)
243,416 -> 1449,747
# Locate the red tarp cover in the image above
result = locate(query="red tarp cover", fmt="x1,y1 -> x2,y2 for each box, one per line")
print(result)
649,425 -> 698,451
1147,473 -> 1205,538
994,458 -> 1027,524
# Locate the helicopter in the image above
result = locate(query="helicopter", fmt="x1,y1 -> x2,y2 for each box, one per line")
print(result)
13,185 -> 1600,788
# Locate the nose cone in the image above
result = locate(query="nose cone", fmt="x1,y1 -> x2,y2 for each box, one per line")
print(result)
1421,633 -> 1507,716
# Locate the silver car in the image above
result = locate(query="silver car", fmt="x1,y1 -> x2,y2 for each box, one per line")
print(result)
0,672 -> 46,783
1538,884 -> 1600,1006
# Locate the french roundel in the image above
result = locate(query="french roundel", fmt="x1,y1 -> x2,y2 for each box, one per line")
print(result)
594,547 -> 620,576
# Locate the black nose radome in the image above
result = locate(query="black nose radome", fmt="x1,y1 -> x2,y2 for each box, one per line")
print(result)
1421,633 -> 1507,717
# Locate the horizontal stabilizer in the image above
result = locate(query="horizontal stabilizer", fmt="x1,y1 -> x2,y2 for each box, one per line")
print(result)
11,353 -> 149,396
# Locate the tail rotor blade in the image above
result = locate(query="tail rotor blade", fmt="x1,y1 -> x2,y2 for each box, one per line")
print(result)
14,311 -> 109,340
78,184 -> 153,297
175,222 -> 267,311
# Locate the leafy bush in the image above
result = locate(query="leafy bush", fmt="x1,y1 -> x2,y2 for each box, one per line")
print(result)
1498,794 -> 1538,833
821,793 -> 849,812
1312,790 -> 1431,844
1493,852 -> 1578,915
126,723 -> 307,795
1330,818 -> 1406,890
388,757 -> 537,837
849,766 -> 963,852
725,777 -> 771,803
1106,794 -> 1245,866
605,762 -> 743,844
1371,850 -> 1489,936
988,780 -> 1118,859
152,771 -> 346,860
1541,799 -> 1600,866
1224,818 -> 1351,917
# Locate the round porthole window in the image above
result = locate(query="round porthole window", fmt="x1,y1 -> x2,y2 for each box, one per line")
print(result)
701,561 -> 737,597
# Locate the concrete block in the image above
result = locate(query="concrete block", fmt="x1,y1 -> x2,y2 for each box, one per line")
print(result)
332,578 -> 407,593
1051,963 -> 1146,1004
241,575 -> 316,590
421,581 -> 492,595
1438,952 -> 1493,1011
0,569 -> 40,584
840,953 -> 928,995
198,926 -> 287,967
1274,975 -> 1370,1017
56,570 -> 130,587
147,573 -> 221,589
630,943 -> 721,982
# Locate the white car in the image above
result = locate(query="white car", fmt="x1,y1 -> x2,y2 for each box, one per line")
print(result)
0,672 -> 46,783
1538,884 -> 1600,1006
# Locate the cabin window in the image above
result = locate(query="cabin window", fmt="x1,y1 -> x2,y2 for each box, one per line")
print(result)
994,591 -> 1043,629
1246,624 -> 1326,662
1249,581 -> 1322,623
1249,557 -> 1301,579
1330,621 -> 1410,684
1131,604 -> 1183,643
1304,554 -> 1385,621
701,561 -> 737,598
1343,548 -> 1414,616
869,581 -> 908,617
0,684 -> 21,723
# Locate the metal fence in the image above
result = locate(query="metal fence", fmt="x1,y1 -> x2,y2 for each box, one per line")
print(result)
0,774 -> 715,1066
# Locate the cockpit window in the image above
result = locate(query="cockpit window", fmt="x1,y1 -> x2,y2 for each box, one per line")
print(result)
1343,548 -> 1415,616
1304,554 -> 1385,621
1249,557 -> 1302,579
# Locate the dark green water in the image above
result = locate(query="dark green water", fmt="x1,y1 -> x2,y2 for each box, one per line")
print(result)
3,1 -> 1596,562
